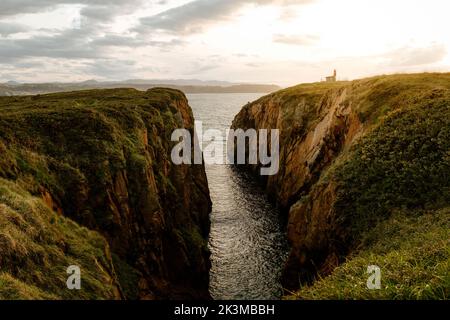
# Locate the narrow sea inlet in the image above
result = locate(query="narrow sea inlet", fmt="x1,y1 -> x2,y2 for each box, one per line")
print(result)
187,93 -> 289,300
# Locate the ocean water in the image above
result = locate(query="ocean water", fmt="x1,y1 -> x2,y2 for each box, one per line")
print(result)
187,93 -> 289,300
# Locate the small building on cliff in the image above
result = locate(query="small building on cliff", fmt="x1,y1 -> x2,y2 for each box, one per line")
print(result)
325,70 -> 337,82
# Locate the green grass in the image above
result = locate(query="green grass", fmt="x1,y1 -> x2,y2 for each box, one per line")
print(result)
287,208 -> 450,300
0,178 -> 119,300
333,89 -> 450,239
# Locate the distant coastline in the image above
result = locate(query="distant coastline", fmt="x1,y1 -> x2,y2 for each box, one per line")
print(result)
0,81 -> 281,96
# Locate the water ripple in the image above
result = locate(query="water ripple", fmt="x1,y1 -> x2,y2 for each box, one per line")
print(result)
187,93 -> 289,300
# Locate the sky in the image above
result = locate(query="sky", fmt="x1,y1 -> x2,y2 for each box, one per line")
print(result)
0,0 -> 449,86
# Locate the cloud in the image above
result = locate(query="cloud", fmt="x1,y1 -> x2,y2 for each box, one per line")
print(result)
0,1 -> 185,65
79,1 -> 145,23
278,8 -> 299,21
245,62 -> 261,68
273,34 -> 318,46
92,34 -> 185,48
0,28 -> 101,62
384,43 -> 447,67
0,22 -> 27,36
1,0 -> 447,84
0,0 -> 315,81
233,53 -> 259,58
83,59 -> 137,78
0,0 -> 143,20
0,12 -> 185,64
183,56 -> 225,75
135,0 -> 312,34
185,64 -> 221,75
0,31 -> 186,64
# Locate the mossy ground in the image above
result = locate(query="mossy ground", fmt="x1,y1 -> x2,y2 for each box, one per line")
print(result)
334,84 -> 449,238
0,178 -> 118,300
287,208 -> 449,300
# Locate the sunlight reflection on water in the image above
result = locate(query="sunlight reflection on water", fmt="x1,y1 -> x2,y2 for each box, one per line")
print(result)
187,93 -> 289,300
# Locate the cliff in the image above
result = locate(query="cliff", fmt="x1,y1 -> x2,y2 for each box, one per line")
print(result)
232,73 -> 450,298
0,88 -> 212,299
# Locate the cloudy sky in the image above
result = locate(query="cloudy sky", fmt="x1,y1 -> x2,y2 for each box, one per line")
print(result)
0,0 -> 449,86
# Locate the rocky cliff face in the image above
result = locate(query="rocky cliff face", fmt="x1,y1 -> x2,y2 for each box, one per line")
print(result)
0,88 -> 212,299
232,73 -> 450,291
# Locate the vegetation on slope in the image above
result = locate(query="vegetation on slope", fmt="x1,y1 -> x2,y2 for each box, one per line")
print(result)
288,208 -> 449,300
0,178 -> 119,300
333,78 -> 450,240
0,88 -> 211,299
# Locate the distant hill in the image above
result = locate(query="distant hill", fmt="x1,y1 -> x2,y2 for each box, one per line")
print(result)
0,80 -> 281,96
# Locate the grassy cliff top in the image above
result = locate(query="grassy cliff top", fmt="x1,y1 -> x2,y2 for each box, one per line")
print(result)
250,72 -> 450,125
0,87 -> 190,195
